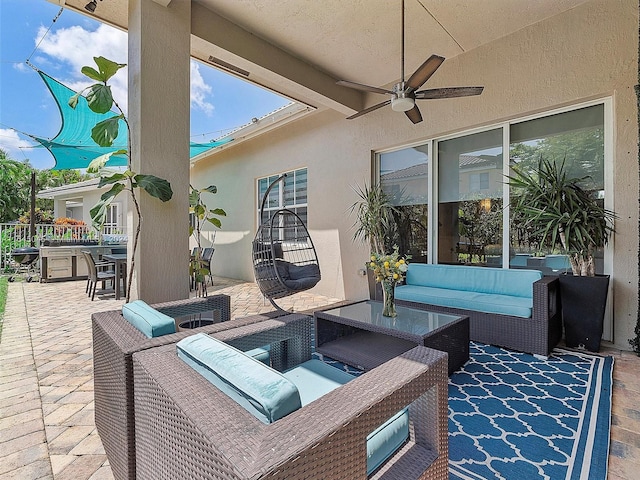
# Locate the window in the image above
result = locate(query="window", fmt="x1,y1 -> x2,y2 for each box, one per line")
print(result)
376,100 -> 608,274
470,173 -> 490,192
257,168 -> 308,240
509,104 -> 605,274
437,129 -> 504,266
104,203 -> 120,234
378,146 -> 429,263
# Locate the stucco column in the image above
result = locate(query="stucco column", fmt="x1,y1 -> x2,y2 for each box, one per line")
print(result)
53,199 -> 66,219
127,0 -> 190,303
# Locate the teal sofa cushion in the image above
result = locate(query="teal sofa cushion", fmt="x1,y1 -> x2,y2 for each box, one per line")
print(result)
544,254 -> 572,272
177,333 -> 301,424
395,285 -> 534,318
122,300 -> 176,338
283,359 -> 409,476
405,264 -> 542,298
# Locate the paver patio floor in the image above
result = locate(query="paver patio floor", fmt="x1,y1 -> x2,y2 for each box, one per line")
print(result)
1,277 -> 639,479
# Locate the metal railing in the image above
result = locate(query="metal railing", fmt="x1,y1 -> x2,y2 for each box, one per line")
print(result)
0,223 -> 128,272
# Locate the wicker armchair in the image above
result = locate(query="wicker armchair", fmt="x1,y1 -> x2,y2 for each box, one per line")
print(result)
131,323 -> 449,480
92,295 -> 290,480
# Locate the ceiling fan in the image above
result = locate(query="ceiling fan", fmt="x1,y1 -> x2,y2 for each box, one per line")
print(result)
337,0 -> 484,124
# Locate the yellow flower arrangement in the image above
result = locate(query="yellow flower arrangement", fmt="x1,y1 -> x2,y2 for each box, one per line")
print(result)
368,246 -> 409,285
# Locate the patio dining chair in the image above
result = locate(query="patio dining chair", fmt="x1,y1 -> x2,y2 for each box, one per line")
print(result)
202,247 -> 214,284
81,251 -> 116,301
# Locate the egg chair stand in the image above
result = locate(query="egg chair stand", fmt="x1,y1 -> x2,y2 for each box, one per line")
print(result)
252,174 -> 321,313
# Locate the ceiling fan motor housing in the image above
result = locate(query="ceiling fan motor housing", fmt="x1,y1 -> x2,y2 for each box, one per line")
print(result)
391,82 -> 415,112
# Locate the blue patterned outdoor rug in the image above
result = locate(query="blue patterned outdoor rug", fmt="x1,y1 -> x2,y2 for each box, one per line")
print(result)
448,343 -> 613,480
315,342 -> 613,480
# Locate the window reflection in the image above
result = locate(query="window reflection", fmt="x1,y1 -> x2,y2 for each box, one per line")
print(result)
379,147 -> 428,263
437,129 -> 503,266
509,104 -> 604,275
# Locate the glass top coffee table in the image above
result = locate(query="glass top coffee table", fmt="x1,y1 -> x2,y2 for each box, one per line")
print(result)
315,300 -> 469,375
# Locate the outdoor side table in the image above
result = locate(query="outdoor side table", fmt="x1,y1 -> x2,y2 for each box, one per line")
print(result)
315,300 -> 469,375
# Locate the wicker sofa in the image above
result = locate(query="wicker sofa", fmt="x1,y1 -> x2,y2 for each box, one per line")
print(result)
132,325 -> 449,480
92,295 -> 293,480
395,264 -> 561,356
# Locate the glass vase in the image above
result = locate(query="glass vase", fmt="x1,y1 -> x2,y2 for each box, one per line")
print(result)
381,280 -> 397,317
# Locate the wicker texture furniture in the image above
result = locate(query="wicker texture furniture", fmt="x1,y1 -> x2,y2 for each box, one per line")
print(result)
92,295 -> 287,480
133,332 -> 448,480
315,300 -> 469,375
396,276 -> 561,357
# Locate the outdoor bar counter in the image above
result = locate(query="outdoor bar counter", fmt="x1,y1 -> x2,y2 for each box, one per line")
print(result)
40,242 -> 126,282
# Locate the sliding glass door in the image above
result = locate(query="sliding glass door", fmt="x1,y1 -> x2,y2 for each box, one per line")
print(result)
437,129 -> 503,266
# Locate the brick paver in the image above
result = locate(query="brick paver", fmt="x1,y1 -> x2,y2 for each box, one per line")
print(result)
1,276 -> 639,479
0,277 -> 340,479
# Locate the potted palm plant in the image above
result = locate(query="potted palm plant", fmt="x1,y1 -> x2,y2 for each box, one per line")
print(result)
508,156 -> 615,351
350,182 -> 402,307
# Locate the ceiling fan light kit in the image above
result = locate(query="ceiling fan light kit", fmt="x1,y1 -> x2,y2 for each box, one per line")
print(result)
391,85 -> 415,112
338,0 -> 484,124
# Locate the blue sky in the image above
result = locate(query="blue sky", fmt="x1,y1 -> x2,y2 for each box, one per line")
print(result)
0,0 -> 291,170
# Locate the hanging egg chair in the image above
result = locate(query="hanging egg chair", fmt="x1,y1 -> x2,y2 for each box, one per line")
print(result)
252,174 -> 321,312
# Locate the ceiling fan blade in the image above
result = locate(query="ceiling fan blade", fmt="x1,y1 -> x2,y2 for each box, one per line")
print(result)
405,105 -> 423,124
346,99 -> 392,120
415,86 -> 484,99
336,80 -> 393,96
405,55 -> 445,92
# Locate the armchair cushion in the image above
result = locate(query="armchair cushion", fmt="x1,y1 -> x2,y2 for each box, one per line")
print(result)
283,359 -> 409,475
177,335 -> 410,476
367,408 -> 409,475
122,300 -> 176,338
177,333 -> 301,424
282,358 -> 353,405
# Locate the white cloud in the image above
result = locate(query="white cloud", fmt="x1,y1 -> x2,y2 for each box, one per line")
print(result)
0,129 -> 34,158
36,24 -> 128,110
191,61 -> 214,116
34,24 -> 216,117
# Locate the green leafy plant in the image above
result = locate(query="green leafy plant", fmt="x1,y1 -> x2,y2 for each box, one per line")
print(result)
70,56 -> 173,302
508,156 -> 615,276
349,182 -> 397,256
189,184 -> 226,296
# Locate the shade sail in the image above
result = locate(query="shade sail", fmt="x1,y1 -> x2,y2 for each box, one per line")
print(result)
33,70 -> 232,170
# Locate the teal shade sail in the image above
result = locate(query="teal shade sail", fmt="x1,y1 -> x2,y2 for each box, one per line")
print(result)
33,70 -> 232,170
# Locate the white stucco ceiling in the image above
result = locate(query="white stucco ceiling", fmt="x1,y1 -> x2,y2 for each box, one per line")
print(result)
51,0 -> 594,111
194,0 -> 593,89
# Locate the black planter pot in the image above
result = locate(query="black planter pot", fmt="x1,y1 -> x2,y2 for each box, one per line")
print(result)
559,273 -> 610,352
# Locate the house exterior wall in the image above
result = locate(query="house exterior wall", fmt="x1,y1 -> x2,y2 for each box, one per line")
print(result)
191,0 -> 638,349
45,188 -> 129,232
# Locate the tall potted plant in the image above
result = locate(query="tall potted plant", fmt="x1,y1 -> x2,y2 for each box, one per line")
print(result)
509,156 -> 615,351
189,184 -> 226,297
350,182 -> 408,313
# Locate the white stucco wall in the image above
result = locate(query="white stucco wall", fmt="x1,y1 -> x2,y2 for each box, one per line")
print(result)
191,0 -> 638,349
44,187 -> 129,232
